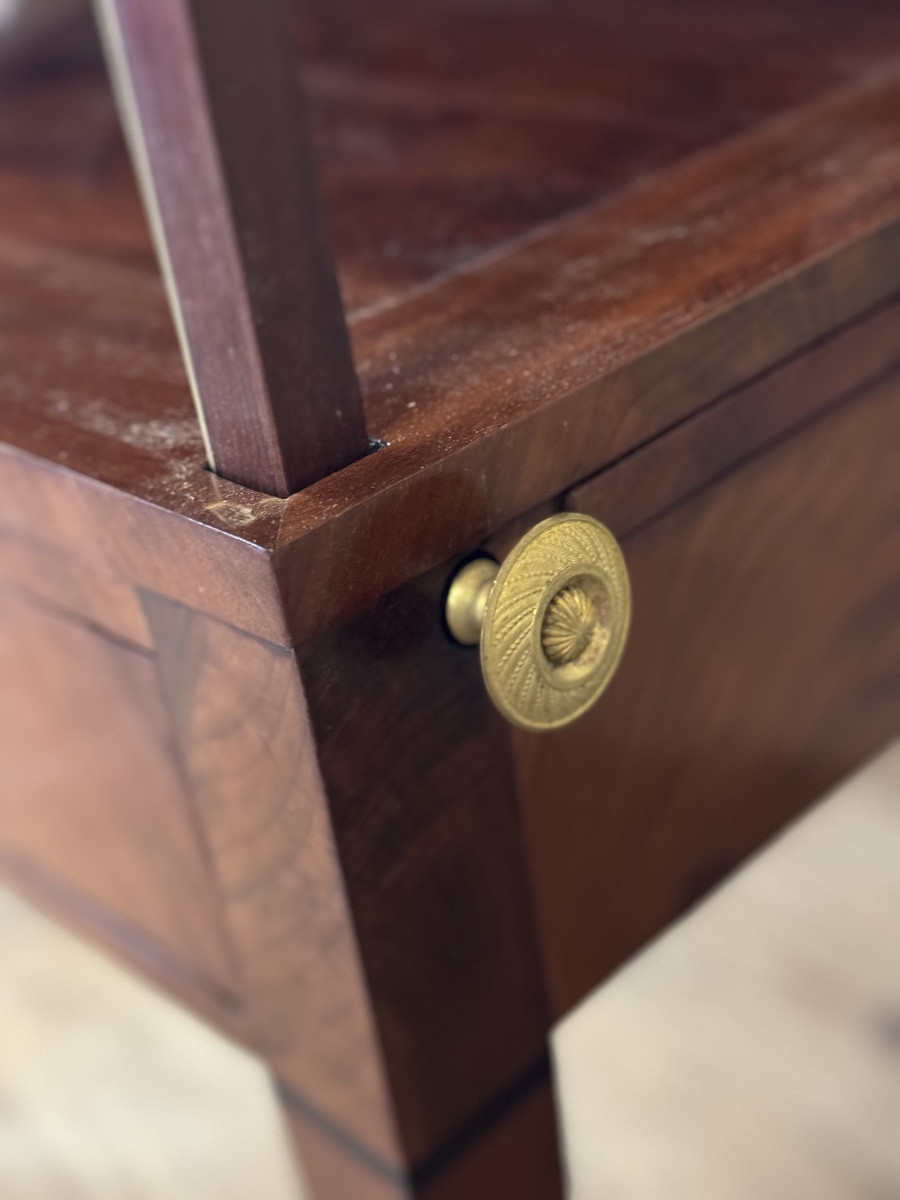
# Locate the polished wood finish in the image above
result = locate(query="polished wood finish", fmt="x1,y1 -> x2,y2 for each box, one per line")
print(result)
292,0 -> 900,316
296,568 -> 557,1178
569,297 -> 900,539
7,299 -> 898,1197
1,29 -> 899,637
0,585 -> 237,1003
533,369 -> 900,1015
140,595 -> 403,1166
95,0 -> 368,495
2,2 -> 900,1196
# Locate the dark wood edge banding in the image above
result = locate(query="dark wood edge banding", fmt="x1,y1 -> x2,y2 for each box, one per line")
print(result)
612,361 -> 900,542
567,296 -> 900,537
0,844 -> 241,1013
277,1054 -> 553,1191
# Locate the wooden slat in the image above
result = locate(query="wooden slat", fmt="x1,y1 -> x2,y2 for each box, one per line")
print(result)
93,0 -> 368,496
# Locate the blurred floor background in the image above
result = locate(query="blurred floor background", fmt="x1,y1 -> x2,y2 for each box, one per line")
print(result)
556,740 -> 900,1200
0,743 -> 898,1199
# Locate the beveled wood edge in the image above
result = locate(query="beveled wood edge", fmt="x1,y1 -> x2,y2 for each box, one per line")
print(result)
3,62 -> 899,645
0,440 -> 291,644
2,231 -> 897,651
566,296 -> 900,538
273,232 -> 900,644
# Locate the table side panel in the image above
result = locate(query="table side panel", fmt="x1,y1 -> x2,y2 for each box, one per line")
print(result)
0,578 -> 240,1005
523,367 -> 900,1017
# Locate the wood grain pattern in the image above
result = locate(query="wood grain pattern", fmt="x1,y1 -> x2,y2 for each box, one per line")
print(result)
0,581 -> 239,1006
520,367 -> 900,1017
2,6 -> 900,1196
9,0 -> 895,314
0,7 -> 898,633
568,296 -> 900,538
95,0 -> 368,496
0,443 -> 566,1195
141,594 -> 404,1169
271,354 -> 900,1193
293,0 -> 900,315
2,345 -> 898,1198
3,285 -> 892,655
296,569 -> 559,1182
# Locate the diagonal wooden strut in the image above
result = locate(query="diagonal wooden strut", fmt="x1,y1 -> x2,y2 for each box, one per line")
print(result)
94,0 -> 369,497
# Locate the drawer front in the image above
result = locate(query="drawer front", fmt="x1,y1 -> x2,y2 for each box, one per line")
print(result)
527,364 -> 900,1015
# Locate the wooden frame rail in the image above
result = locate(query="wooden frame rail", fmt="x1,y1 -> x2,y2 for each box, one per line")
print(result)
94,0 -> 369,497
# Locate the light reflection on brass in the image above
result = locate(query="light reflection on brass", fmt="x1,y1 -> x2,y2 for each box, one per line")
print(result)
445,513 -> 630,731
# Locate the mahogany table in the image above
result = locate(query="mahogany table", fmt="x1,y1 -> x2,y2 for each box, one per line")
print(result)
1,1 -> 899,1196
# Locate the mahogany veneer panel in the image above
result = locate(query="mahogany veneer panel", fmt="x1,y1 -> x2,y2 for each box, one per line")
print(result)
0,516 -> 404,1167
0,583 -> 238,1003
141,594 -> 403,1165
523,368 -> 900,1016
1,5 -> 900,1196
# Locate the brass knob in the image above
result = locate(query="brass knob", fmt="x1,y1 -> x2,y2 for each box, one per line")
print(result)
445,513 -> 631,731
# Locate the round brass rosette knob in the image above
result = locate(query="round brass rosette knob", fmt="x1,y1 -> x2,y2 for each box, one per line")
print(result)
445,513 -> 631,731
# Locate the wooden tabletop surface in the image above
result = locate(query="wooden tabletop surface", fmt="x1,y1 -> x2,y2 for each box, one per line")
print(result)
2,0 -> 900,523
